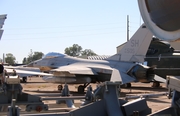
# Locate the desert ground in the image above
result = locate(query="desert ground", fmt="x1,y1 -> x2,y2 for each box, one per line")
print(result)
19,77 -> 172,114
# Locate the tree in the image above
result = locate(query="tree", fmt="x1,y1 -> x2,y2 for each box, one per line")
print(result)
64,44 -> 82,56
22,57 -> 27,64
81,49 -> 97,56
23,51 -> 44,64
5,53 -> 16,65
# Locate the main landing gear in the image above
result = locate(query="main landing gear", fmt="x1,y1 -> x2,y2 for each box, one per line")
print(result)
57,83 -> 90,93
78,83 -> 90,93
21,77 -> 27,83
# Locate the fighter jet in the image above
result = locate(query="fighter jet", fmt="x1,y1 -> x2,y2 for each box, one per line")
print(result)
145,38 -> 180,87
27,24 -> 165,93
0,14 -> 7,40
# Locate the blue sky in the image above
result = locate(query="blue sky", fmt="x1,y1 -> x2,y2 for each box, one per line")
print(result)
0,0 -> 142,63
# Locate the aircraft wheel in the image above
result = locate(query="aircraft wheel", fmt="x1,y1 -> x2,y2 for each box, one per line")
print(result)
78,85 -> 85,93
22,77 -> 27,83
58,85 -> 63,91
121,83 -> 131,88
126,83 -> 131,88
152,82 -> 160,87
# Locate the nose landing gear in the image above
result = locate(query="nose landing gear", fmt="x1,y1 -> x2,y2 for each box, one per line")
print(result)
58,85 -> 63,91
77,83 -> 90,93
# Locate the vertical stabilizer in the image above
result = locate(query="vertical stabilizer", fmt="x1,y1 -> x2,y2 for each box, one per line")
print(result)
0,30 -> 3,40
0,14 -> 7,40
107,24 -> 153,63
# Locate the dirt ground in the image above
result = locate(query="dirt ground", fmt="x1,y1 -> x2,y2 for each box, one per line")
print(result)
20,77 -> 172,114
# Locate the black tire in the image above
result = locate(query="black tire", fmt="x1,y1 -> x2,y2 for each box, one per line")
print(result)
58,85 -> 63,91
22,77 -> 27,83
78,85 -> 84,93
121,83 -> 131,88
152,82 -> 160,87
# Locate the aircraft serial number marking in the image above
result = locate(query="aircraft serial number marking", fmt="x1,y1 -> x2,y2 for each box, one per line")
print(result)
124,48 -> 135,53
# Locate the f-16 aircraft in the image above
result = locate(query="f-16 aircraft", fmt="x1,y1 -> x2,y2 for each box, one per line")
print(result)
27,24 -> 165,93
0,14 -> 7,40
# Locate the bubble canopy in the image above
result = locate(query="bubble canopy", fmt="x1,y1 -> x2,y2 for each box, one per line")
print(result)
42,52 -> 66,59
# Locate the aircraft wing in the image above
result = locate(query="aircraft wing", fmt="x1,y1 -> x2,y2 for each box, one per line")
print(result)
111,68 -> 136,84
51,64 -> 136,84
5,68 -> 52,77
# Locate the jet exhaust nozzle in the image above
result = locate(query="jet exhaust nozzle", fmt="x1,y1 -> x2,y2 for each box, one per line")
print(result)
138,0 -> 180,41
128,64 -> 155,82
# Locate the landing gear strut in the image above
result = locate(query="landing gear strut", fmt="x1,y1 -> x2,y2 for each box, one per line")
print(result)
77,83 -> 90,93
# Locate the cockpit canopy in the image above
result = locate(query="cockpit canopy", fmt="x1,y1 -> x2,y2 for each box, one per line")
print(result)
42,52 -> 66,59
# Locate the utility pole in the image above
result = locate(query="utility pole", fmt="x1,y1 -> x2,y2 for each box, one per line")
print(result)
3,53 -> 5,64
30,49 -> 33,62
127,15 -> 129,41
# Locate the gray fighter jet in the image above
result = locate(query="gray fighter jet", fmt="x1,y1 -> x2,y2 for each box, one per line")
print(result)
27,24 -> 164,93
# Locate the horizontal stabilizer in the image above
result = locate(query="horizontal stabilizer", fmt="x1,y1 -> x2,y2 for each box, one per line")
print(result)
110,69 -> 136,84
153,74 -> 166,83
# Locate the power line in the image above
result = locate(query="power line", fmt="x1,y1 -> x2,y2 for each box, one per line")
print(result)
5,22 -> 126,30
4,26 -> 126,36
2,31 -> 124,40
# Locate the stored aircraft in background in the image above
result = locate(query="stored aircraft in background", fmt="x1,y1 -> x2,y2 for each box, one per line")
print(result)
27,24 -> 165,93
145,38 -> 180,87
138,0 -> 180,87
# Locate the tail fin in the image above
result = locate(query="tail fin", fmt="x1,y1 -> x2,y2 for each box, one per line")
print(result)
107,24 -> 153,63
0,14 -> 7,40
0,30 -> 3,40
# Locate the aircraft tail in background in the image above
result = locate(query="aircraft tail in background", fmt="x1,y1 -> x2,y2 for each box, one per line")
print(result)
107,24 -> 153,63
0,14 -> 7,40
